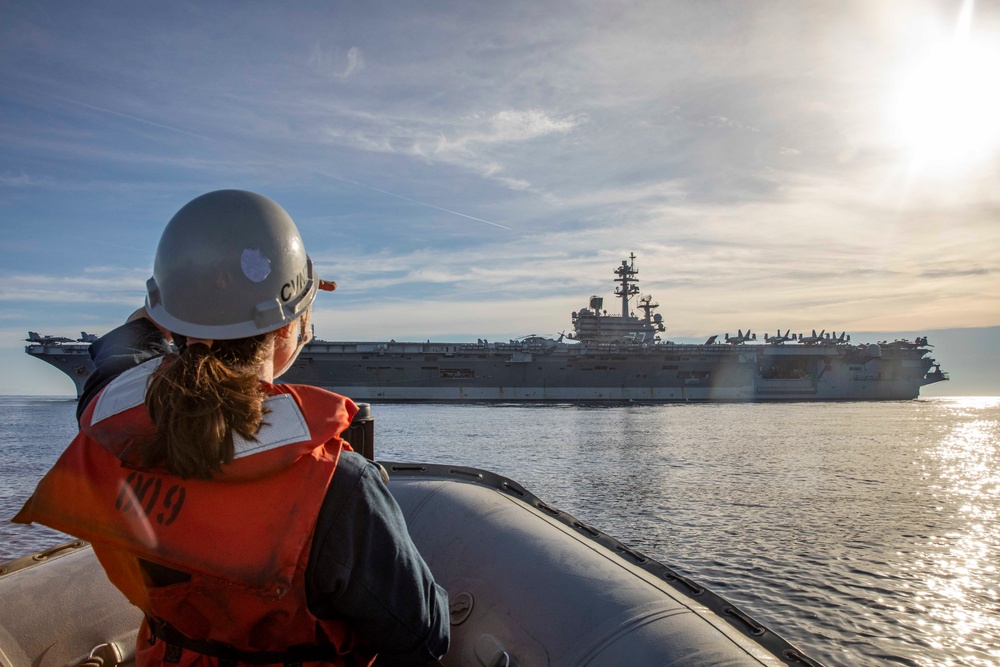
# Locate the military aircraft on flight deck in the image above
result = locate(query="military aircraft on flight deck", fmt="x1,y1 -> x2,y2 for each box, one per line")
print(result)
764,329 -> 795,345
25,332 -> 75,344
724,329 -> 756,345
796,330 -> 827,345
822,331 -> 849,345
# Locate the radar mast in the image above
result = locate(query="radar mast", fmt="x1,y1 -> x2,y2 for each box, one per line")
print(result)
614,253 -> 640,318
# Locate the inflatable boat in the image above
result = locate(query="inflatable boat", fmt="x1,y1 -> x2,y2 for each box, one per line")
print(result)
0,462 -> 824,667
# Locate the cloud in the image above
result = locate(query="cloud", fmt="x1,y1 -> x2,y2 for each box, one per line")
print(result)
0,171 -> 37,186
320,107 -> 582,190
415,109 -> 582,159
918,266 -> 992,279
415,109 -> 582,184
704,115 -> 760,133
0,270 -> 148,305
308,44 -> 365,81
483,110 -> 581,143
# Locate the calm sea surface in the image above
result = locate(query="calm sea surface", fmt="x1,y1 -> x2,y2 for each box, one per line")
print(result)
2,396 -> 998,667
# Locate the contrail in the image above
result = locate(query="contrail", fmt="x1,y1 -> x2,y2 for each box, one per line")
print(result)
320,172 -> 513,231
50,94 -> 208,140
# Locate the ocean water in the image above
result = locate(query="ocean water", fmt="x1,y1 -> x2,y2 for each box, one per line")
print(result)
2,396 -> 998,667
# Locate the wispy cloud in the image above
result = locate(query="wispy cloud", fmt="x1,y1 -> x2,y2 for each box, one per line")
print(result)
0,171 -> 37,187
0,270 -> 148,305
702,115 -> 760,133
477,110 -> 581,143
308,44 -> 365,81
319,108 -> 582,190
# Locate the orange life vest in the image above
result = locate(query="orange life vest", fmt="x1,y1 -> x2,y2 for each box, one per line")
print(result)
15,358 -> 373,667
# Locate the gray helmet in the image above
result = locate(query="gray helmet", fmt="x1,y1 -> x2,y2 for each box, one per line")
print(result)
146,190 -> 318,340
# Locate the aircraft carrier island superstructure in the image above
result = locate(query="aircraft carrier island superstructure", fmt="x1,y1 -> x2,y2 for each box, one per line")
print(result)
26,255 -> 948,401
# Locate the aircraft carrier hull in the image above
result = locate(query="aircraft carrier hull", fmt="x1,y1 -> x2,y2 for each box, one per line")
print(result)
283,339 -> 944,402
26,336 -> 946,402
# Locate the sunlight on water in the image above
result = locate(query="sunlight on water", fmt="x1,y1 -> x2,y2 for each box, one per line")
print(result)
915,398 -> 1000,666
4,396 -> 1000,666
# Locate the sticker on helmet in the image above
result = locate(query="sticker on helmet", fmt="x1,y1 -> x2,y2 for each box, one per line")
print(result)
241,248 -> 272,283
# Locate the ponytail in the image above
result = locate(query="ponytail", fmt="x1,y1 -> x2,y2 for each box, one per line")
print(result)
144,333 -> 274,479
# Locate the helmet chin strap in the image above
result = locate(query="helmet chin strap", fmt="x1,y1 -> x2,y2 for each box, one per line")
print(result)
271,317 -> 310,380
271,340 -> 306,380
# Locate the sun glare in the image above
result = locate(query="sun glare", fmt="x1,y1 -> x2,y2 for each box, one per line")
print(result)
890,31 -> 1000,177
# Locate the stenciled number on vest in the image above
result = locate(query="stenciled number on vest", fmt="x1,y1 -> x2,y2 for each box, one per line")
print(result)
116,471 -> 186,526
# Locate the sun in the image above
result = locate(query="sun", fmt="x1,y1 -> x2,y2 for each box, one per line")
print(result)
889,31 -> 1000,176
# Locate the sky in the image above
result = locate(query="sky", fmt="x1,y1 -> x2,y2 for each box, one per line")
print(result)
2,0 -> 999,395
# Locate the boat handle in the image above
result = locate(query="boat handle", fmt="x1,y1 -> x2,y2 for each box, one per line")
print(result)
489,650 -> 511,667
77,642 -> 124,667
32,540 -> 86,562
781,648 -> 827,667
722,605 -> 766,636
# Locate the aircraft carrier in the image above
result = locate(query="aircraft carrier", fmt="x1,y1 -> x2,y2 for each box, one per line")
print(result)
26,255 -> 948,401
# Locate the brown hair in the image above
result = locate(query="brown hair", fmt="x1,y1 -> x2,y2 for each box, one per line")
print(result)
143,333 -> 275,479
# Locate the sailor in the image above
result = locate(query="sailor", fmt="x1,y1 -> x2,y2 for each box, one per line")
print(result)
16,190 -> 450,667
